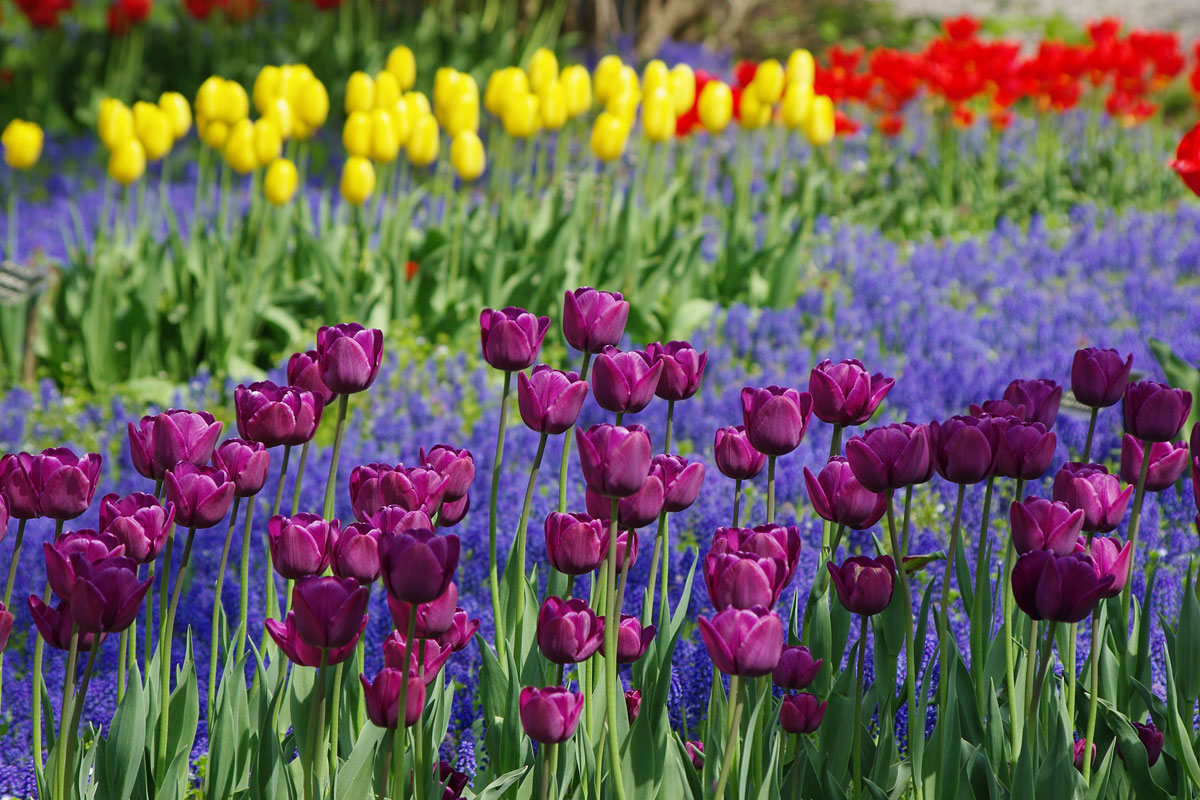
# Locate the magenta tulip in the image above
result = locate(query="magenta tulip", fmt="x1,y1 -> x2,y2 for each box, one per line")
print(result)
419,445 -> 475,502
0,602 -> 11,652
1124,381 -> 1192,442
234,381 -> 324,447
98,492 -> 173,563
287,349 -> 335,407
151,410 -> 223,475
740,386 -> 813,457
827,555 -> 896,616
67,554 -> 152,634
266,611 -> 363,666
480,307 -> 550,371
929,415 -> 1000,484
536,596 -> 605,664
317,323 -> 384,394
164,463 -> 234,529
387,583 -> 458,638
585,475 -> 664,529
575,424 -> 652,498
808,359 -> 893,427
1089,537 -> 1132,599
382,631 -> 453,683
773,645 -> 822,690
378,528 -> 459,604
705,549 -> 789,610
212,438 -> 271,497
713,426 -> 765,481
0,447 -> 103,520
44,530 -> 125,600
361,668 -> 426,728
267,512 -> 338,579
1011,550 -> 1112,623
804,456 -> 887,530
1003,379 -> 1062,428
779,692 -> 827,734
646,340 -> 707,402
562,288 -> 628,354
1120,436 -> 1189,492
544,512 -> 609,575
844,423 -> 933,493
1053,463 -> 1133,534
517,365 -> 589,434
289,576 -> 369,650
625,689 -> 642,721
1010,497 -> 1084,555
28,597 -> 97,651
330,522 -> 380,584
591,346 -> 664,415
371,506 -> 434,535
685,741 -> 704,769
711,524 -> 803,583
994,419 -> 1057,480
599,613 -> 656,663
698,605 -> 784,677
651,454 -> 705,512
436,608 -> 481,652
519,686 -> 584,743
1071,348 -> 1133,408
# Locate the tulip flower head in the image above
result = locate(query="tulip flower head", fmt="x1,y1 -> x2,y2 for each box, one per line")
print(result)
1009,496 -> 1084,555
804,456 -> 887,530
591,346 -> 663,415
419,445 -> 475,502
289,575 -> 370,650
234,381 -> 324,447
480,306 -> 550,372
1119,436 -> 1189,492
808,358 -> 894,427
1053,462 -> 1133,533
517,365 -> 589,435
361,668 -> 426,728
575,424 -> 653,498
317,323 -> 384,395
1123,381 -> 1191,442
519,686 -> 584,744
1002,379 -> 1063,428
994,419 -> 1057,480
779,692 -> 827,734
536,596 -> 604,664
98,492 -> 174,563
287,349 -> 335,406
713,426 -> 766,481
266,611 -> 363,666
28,597 -> 97,651
1011,550 -> 1113,622
165,463 -> 235,529
585,474 -> 663,529
387,582 -> 458,638
773,645 -> 822,690
146,409 -> 223,476
1089,537 -> 1132,599
378,528 -> 459,604
330,522 -> 381,584
544,511 -> 609,575
929,415 -> 1000,484
0,447 -> 103,520
646,340 -> 707,402
264,158 -> 299,205
2,119 -> 44,170
651,454 -> 705,512
562,287 -> 629,354
698,605 -> 784,677
740,386 -> 814,457
1071,348 -> 1133,408
267,512 -> 338,579
600,614 -> 656,664
827,554 -> 896,616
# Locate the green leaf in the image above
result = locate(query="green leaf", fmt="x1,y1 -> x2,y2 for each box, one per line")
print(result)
100,660 -> 148,800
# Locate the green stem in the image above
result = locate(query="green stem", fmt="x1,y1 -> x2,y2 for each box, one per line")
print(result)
235,496 -> 256,664
1081,608 -> 1102,782
328,659 -> 344,796
900,485 -> 914,554
1081,407 -> 1099,464
291,440 -> 311,517
209,497 -> 242,720
604,499 -> 628,800
732,479 -> 742,527
885,497 -> 923,800
55,624 -> 80,800
938,484 -> 966,713
305,652 -> 329,800
539,741 -> 557,800
159,524 -> 196,782
1119,442 -> 1152,628
644,511 -> 666,627
117,627 -> 128,703
1004,477 -> 1025,759
144,560 -> 155,671
31,580 -> 51,785
556,352 -> 593,513
62,635 -> 100,797
970,476 -> 995,712
766,456 -> 777,524
712,674 -> 743,799
1066,623 -> 1078,727
265,444 -> 292,629
852,614 -> 867,800
514,432 -> 550,643
322,395 -> 351,520
489,371 -> 513,660
390,720 -> 405,800
1027,621 -> 1057,723
395,613 -> 417,799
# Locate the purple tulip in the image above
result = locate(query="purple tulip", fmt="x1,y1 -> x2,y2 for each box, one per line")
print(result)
562,288 -> 628,353
517,365 -> 589,434
1011,550 -> 1112,623
1071,348 -> 1133,408
151,410 -> 224,475
360,668 -> 426,728
599,614 -> 656,663
804,457 -> 887,530
519,686 -> 584,744
266,612 -> 363,666
740,386 -> 813,457
234,382 -> 323,447
651,454 -> 705,512
1053,463 -> 1133,534
0,602 -> 11,652
419,445 -> 475,502
387,583 -> 459,638
779,692 -> 827,734
929,415 -> 1000,484
164,464 -> 235,529
844,423 -> 932,493
994,419 -> 1057,480
713,426 -> 766,481
625,689 -> 642,721
711,525 -> 803,584
126,416 -> 161,480
575,424 -> 652,498
1010,496 -> 1084,555
317,323 -> 384,394
536,596 -> 605,664
289,576 -> 369,650
646,341 -> 707,402
585,474 -> 664,529
1124,381 -> 1192,443
591,347 -> 664,415
28,597 -> 97,651
0,496 -> 6,541
287,349 -> 336,407
436,608 -> 481,652
1073,738 -> 1096,771
612,530 -> 639,574
827,555 -> 896,616
378,528 -> 459,604
1120,436 -> 1189,492
773,645 -> 822,690
44,530 -> 124,601
349,463 -> 448,523
808,359 -> 894,427
438,762 -> 470,800
1003,379 -> 1062,428
1090,537 -> 1132,599
969,399 -> 1027,420
372,506 -> 434,535
330,522 -> 381,584
212,438 -> 271,497
705,549 -> 789,610
382,631 -> 453,683
267,512 -> 338,579
480,307 -> 550,371
67,554 -> 152,634
436,494 -> 470,527
698,605 -> 784,677
98,492 -> 173,563
1130,721 -> 1165,766
0,448 -> 103,520
544,512 -> 609,575
685,741 -> 704,769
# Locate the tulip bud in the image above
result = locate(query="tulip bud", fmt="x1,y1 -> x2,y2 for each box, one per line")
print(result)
386,45 -> 417,90
379,528 -> 459,605
479,306 -> 550,371
994,419 -> 1057,480
503,93 -> 540,138
253,117 -> 283,166
741,386 -> 814,457
165,463 -> 235,529
264,158 -> 299,205
520,686 -> 584,744
537,596 -> 604,664
374,70 -> 402,111
779,692 -> 827,734
698,81 -> 733,133
298,78 -> 330,130
714,425 -> 766,481
652,454 -> 705,512
544,512 -> 608,575
345,71 -> 375,114
590,111 -> 628,162
443,90 -> 480,137
753,58 -> 785,104
538,80 -> 569,131
133,102 -> 172,161
223,118 -> 258,175
593,55 -> 624,103
407,91 -> 432,115
827,555 -> 896,616
1119,436 -> 1189,492
158,92 -> 192,140
585,475 -> 663,530
253,65 -> 282,114
576,424 -> 653,499
407,112 -> 440,168
561,64 -> 592,117
316,322 -> 383,395
99,99 -> 134,150
2,120 -> 43,170
330,522 -> 381,584
929,415 -> 1000,484
369,109 -> 401,164
289,575 -> 370,650
705,548 -> 789,610
845,422 -> 933,493
267,611 -> 362,666
699,605 -> 784,677
1071,348 -> 1133,409
599,614 -> 656,664
642,59 -> 669,93
668,64 -> 696,115
217,80 -> 250,124
340,155 -> 376,206
361,668 -> 426,728
200,119 -> 229,150
773,645 -> 822,690
787,49 -> 815,90
605,89 -> 640,124
591,346 -> 663,414
1011,550 -> 1112,623
107,137 -> 147,185
642,87 -> 676,143
343,110 -> 372,158
781,83 -> 813,130
1124,381 -> 1192,443
449,130 -> 486,181
805,95 -> 835,145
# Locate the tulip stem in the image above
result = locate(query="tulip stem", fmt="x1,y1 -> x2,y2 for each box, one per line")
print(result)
263,444 -> 291,653
1119,444 -> 1152,641
513,431 -> 549,647
852,614 -> 867,800
557,352 -> 593,513
328,660 -> 344,797
62,635 -> 99,798
291,440 -> 311,517
713,674 -> 743,800
117,628 -> 128,703
1027,621 -> 1057,724
235,495 -> 256,664
937,484 -> 966,716
1081,408 -> 1099,464
0,517 -> 27,714
604,499 -> 628,800
209,497 -> 242,722
322,394 -> 351,520
489,371 -> 513,661
390,723 -> 405,800
158,523 -> 196,784
644,511 -> 666,627
1003,477 -> 1025,759
306,652 -> 329,800
766,456 -> 777,524
144,560 -> 155,672
655,400 -> 677,627
732,479 -> 742,528
900,485 -> 914,554
395,614 -> 417,800
970,476 -> 995,712
31,579 -> 51,785
55,624 -> 80,800
884,497 -> 923,800
1081,606 -> 1104,782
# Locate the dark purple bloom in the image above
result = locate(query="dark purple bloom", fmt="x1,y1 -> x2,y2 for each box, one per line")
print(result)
827,555 -> 896,616
575,424 -> 652,498
713,426 -> 765,481
1053,463 -> 1133,534
544,512 -> 609,575
360,668 -> 426,728
968,399 -> 1027,420
419,445 -> 475,502
537,596 -> 604,664
330,522 -> 381,584
711,525 -> 803,584
705,548 -> 789,610
212,438 -> 271,497
1124,381 -> 1192,443
0,448 -> 103,520
625,689 -> 641,721
349,463 -> 448,522
994,419 -> 1057,480
844,423 -> 932,493
44,530 -> 124,601
519,686 -> 584,744
151,410 -> 224,475
698,605 -> 784,677
517,365 -> 589,434
372,506 -> 433,535
599,614 -> 655,664
98,492 -> 174,563
28,597 -> 97,651
436,608 -> 481,652
480,307 -> 550,371
1071,348 -> 1133,408
740,386 -> 813,457
266,612 -> 363,666
1090,537 -> 1132,599
67,554 -> 152,634
773,645 -> 822,690
382,631 -> 454,683
387,583 -> 459,638
562,288 -> 628,354
0,602 -> 11,652
929,415 -> 1000,484
1119,436 -> 1189,492
804,456 -> 887,530
287,349 -> 335,407
317,323 -> 384,394
808,359 -> 893,427
1011,550 -> 1112,622
288,575 -> 370,650
1002,379 -> 1062,429
646,340 -> 707,401
612,530 -> 639,574
585,473 -> 664,529
267,512 -> 339,579
235,382 -> 323,448
591,347 -> 664,415
779,692 -> 827,734
1130,721 -> 1165,766
1010,497 -> 1084,555
651,454 -> 705,512
164,463 -> 235,529
378,528 -> 459,604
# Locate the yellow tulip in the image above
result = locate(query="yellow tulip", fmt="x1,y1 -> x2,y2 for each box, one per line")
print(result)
537,81 -> 568,131
343,111 -> 372,158
407,91 -> 432,115
485,67 -> 529,117
201,119 -> 229,150
752,58 -> 785,104
786,49 -> 815,91
605,89 -> 640,124
369,109 -> 401,163
369,70 -> 397,112
224,119 -> 258,174
389,96 -> 414,146
340,155 -> 376,206
292,64 -> 315,84
697,81 -> 733,133
781,83 -> 813,130
107,137 -> 146,185
528,47 -> 558,94
2,120 -> 43,170
502,92 -> 540,138
668,64 -> 695,115
345,71 -> 375,114
593,54 -> 623,103
253,65 -> 282,115
642,87 -> 675,143
386,45 -> 416,90
406,112 -> 440,167
263,158 -> 298,205
560,64 -> 592,117
133,102 -> 173,161
642,59 -> 669,95
217,80 -> 250,125
805,94 -> 835,146
298,78 -> 330,129
158,92 -> 192,140
253,117 -> 283,165
194,77 -> 223,122
433,68 -> 462,116
265,97 -> 295,140
443,90 -> 479,136
615,65 -> 639,97
98,99 -> 134,150
590,112 -> 628,162
450,130 -> 486,181
737,88 -> 771,130
279,65 -> 305,109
